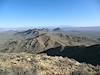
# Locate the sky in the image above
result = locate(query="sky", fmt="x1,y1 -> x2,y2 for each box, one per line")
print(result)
0,0 -> 100,28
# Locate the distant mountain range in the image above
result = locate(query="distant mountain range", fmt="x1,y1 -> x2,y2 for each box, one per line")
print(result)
0,28 -> 98,53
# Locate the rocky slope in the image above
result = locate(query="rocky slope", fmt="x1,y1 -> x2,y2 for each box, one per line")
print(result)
0,29 -> 100,75
0,53 -> 100,75
40,44 -> 100,65
0,29 -> 98,53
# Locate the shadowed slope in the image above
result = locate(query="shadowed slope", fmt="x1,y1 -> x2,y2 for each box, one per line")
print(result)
39,44 -> 100,65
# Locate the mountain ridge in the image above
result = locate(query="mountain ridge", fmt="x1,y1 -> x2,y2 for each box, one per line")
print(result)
0,29 -> 98,53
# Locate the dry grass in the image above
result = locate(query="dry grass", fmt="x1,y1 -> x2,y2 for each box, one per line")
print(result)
0,53 -> 99,75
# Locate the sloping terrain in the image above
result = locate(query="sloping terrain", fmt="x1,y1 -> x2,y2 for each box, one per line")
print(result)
0,28 -> 100,75
0,53 -> 100,75
0,29 -> 98,53
53,27 -> 100,40
0,30 -> 17,45
40,44 -> 100,65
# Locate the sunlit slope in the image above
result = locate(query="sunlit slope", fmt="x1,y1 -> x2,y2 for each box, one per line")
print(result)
0,53 -> 99,75
0,29 -> 98,53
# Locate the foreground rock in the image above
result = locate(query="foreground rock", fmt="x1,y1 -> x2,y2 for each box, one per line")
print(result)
0,53 -> 100,75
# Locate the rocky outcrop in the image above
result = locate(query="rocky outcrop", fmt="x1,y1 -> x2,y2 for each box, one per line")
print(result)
0,53 -> 100,75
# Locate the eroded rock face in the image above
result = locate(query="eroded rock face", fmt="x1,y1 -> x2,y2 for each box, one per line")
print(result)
0,53 -> 99,75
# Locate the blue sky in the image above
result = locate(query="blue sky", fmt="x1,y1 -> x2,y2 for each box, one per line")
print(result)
0,0 -> 100,28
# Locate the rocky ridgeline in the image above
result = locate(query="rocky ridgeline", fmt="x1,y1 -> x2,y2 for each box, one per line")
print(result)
0,29 -> 97,53
0,53 -> 100,75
